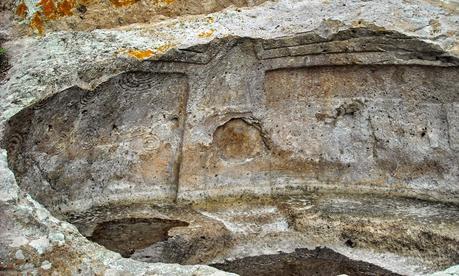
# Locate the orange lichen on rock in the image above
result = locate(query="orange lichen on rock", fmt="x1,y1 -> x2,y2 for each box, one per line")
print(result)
58,0 -> 75,16
127,49 -> 155,60
16,2 -> 28,18
37,0 -> 58,19
110,0 -> 138,7
29,0 -> 76,35
198,29 -> 215,38
30,12 -> 45,34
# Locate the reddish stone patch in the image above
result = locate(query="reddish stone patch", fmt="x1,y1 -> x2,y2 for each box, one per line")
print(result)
58,0 -> 76,16
27,0 -> 77,34
16,2 -> 28,18
37,0 -> 59,19
30,13 -> 45,34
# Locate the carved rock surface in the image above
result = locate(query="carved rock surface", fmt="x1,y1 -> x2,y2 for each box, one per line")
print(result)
0,0 -> 459,275
5,37 -> 459,212
6,72 -> 188,210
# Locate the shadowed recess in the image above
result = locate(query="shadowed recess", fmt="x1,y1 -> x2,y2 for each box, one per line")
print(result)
211,247 -> 400,276
88,217 -> 189,257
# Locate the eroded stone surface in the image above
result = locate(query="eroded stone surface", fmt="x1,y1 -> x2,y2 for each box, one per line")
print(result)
197,193 -> 459,274
6,71 -> 188,211
263,65 -> 459,197
5,37 -> 459,213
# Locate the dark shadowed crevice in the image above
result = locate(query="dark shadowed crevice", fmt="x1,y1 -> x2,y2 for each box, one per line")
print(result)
210,247 -> 400,276
87,217 -> 189,258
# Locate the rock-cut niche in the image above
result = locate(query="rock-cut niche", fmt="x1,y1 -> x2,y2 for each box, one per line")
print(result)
213,118 -> 266,160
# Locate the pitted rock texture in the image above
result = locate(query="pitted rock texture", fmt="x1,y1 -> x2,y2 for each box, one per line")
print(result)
262,65 -> 458,195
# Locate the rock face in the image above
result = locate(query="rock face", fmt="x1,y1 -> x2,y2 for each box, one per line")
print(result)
5,0 -> 268,35
4,33 -> 459,213
1,0 -> 459,275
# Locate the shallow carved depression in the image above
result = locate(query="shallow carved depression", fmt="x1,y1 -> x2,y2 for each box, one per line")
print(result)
3,36 -> 459,274
88,218 -> 189,258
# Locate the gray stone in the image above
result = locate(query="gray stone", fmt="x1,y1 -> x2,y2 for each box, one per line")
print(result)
15,249 -> 25,260
29,237 -> 51,255
48,232 -> 65,246
41,260 -> 52,270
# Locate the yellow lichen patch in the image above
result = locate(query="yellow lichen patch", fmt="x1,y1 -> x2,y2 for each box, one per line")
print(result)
198,29 -> 215,38
16,2 -> 28,18
30,12 -> 45,34
58,0 -> 75,16
127,49 -> 155,60
156,43 -> 175,54
207,16 -> 215,24
37,0 -> 58,19
110,0 -> 138,7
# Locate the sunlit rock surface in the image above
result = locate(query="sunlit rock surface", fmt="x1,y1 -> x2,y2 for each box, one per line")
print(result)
0,0 -> 458,275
